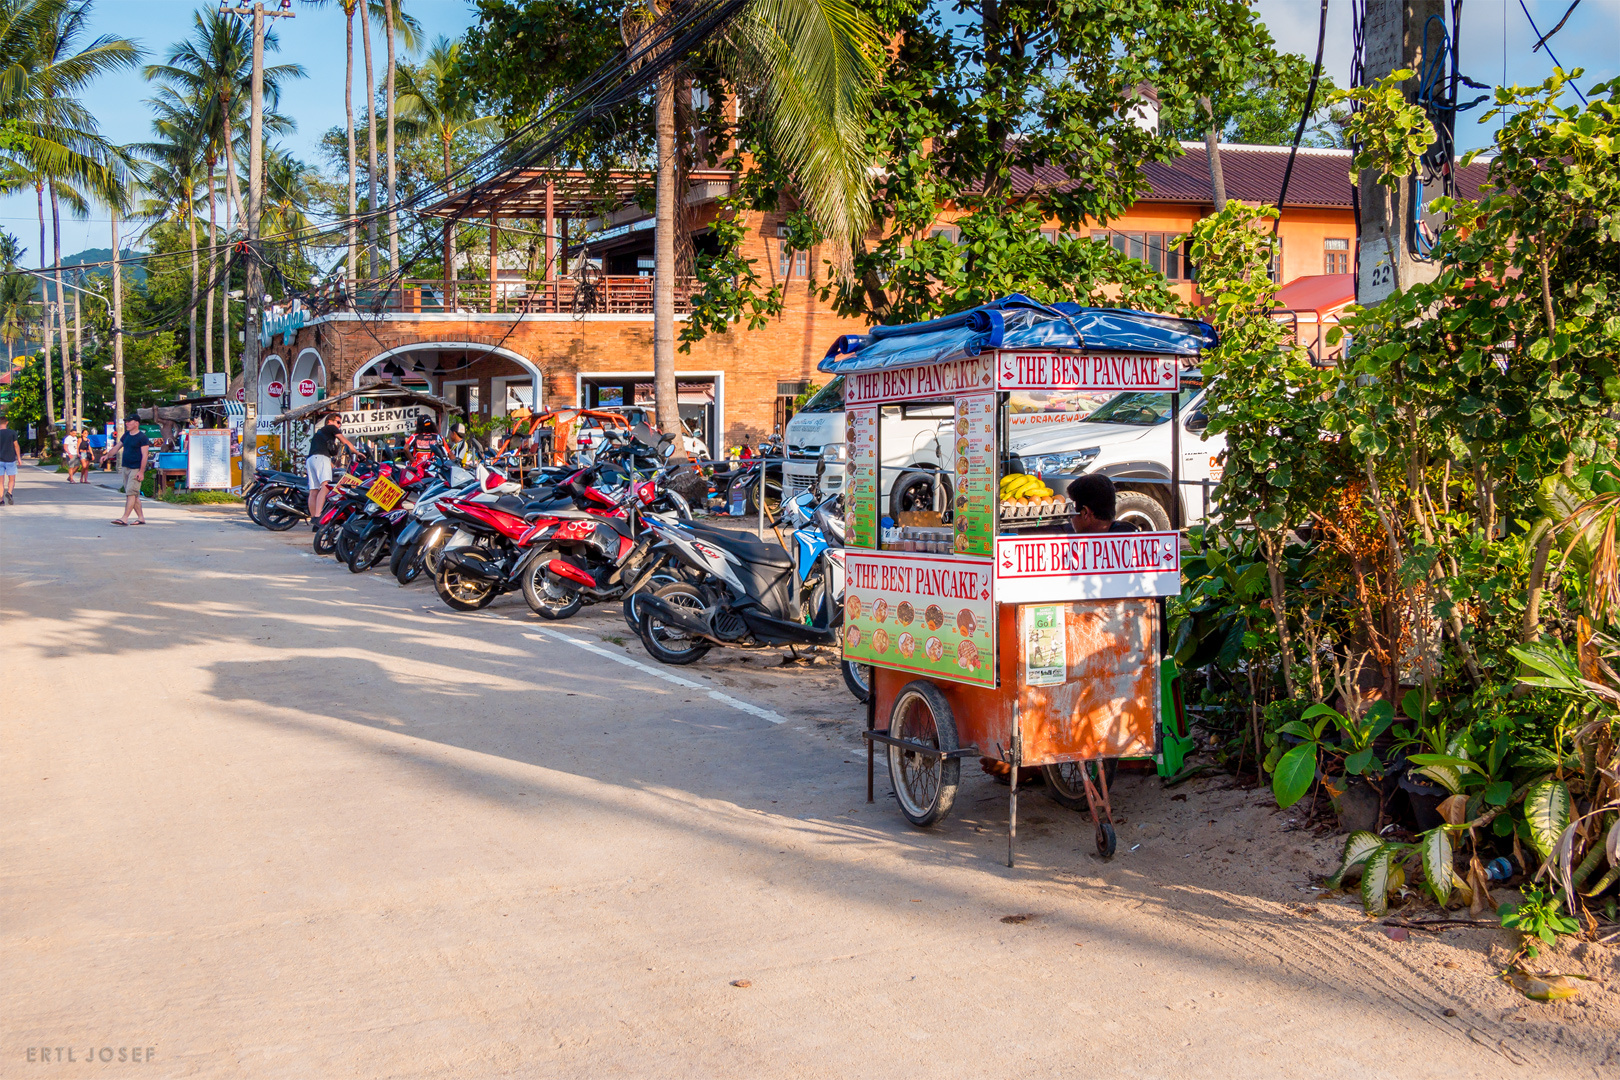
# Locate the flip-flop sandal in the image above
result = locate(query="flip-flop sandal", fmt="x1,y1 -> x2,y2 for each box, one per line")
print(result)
132,521 -> 146,525
111,520 -> 128,526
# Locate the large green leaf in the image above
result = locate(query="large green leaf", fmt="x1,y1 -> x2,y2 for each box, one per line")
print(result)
1406,754 -> 1485,775
1361,844 -> 1394,916
1421,827 -> 1454,906
1327,830 -> 1384,889
1524,780 -> 1572,860
1416,763 -> 1463,795
1272,742 -> 1317,809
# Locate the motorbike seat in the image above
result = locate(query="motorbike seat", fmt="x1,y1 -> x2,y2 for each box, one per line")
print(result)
688,526 -> 794,568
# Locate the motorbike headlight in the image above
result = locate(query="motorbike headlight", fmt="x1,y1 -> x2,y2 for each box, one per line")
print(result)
820,443 -> 846,463
1021,447 -> 1100,475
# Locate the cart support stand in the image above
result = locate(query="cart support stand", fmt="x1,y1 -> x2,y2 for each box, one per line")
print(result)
1008,715 -> 1020,868
865,691 -> 876,804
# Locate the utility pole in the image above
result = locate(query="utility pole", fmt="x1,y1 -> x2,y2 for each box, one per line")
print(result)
223,0 -> 294,489
112,207 -> 124,426
1356,0 -> 1445,305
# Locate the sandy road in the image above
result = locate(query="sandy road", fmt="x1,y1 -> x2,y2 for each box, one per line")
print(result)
2,466 -> 1611,1079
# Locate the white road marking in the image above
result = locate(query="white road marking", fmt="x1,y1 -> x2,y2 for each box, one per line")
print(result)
525,627 -> 787,725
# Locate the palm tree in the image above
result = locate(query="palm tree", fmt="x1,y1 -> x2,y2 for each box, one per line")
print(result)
260,145 -> 316,245
638,0 -> 880,450
145,9 -> 303,375
134,97 -> 208,378
0,231 -> 31,364
0,0 -> 137,432
380,0 -> 420,277
394,37 -> 499,302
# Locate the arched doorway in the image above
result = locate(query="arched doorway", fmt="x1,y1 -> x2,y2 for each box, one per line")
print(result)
258,354 -> 288,418
290,349 -> 326,411
351,341 -> 544,421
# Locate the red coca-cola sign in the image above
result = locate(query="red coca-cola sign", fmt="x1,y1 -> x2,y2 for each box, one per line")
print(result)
298,378 -> 316,397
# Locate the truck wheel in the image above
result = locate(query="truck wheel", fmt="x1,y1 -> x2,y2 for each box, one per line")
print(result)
890,470 -> 951,518
1115,490 -> 1170,532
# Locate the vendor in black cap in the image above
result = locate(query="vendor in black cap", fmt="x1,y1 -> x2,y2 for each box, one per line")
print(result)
1055,474 -> 1139,534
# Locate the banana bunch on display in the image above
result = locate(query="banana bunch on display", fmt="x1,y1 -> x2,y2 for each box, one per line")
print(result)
998,473 -> 1070,519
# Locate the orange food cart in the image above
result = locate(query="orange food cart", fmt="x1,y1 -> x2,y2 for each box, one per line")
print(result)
820,297 -> 1216,864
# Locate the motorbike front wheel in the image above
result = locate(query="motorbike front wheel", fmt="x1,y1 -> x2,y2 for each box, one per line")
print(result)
314,521 -> 342,557
435,563 -> 497,611
842,660 -> 872,703
348,527 -> 389,573
639,581 -> 714,665
521,555 -> 585,620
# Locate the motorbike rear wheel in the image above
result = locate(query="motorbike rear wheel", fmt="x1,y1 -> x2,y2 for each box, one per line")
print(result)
639,581 -> 713,665
435,563 -> 497,611
842,660 -> 873,703
521,554 -> 585,620
260,489 -> 303,531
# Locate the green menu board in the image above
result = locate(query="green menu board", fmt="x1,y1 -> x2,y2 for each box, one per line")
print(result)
953,392 -> 996,556
845,405 -> 878,548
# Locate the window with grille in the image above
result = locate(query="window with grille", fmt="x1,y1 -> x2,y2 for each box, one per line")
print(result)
1090,230 -> 1193,280
1324,237 -> 1350,275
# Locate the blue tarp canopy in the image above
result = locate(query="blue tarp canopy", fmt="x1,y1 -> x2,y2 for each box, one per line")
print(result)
819,294 -> 1218,374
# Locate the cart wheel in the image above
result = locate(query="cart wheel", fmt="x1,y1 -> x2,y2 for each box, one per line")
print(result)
886,680 -> 960,828
1096,822 -> 1117,859
1041,759 -> 1119,813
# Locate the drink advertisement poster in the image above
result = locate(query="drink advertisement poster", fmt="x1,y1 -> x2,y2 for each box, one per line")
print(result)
843,551 -> 995,688
845,406 -> 879,548
1023,605 -> 1067,685
953,392 -> 996,557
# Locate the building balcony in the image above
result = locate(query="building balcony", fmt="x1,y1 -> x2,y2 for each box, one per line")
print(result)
312,276 -> 694,318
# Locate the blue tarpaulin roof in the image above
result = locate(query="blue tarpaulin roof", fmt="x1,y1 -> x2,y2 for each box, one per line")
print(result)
819,294 -> 1218,374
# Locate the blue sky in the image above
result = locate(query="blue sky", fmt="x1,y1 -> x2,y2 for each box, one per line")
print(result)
8,0 -> 1618,264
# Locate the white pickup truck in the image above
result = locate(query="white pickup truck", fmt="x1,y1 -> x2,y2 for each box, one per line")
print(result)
1007,371 -> 1223,530
783,377 -> 959,517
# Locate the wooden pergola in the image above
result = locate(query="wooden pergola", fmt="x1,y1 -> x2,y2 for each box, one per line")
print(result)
416,167 -> 735,312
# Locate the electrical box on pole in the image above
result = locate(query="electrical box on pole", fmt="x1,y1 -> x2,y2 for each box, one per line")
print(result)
1356,0 -> 1446,306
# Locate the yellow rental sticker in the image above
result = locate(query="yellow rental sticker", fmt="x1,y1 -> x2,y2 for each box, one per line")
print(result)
367,475 -> 406,511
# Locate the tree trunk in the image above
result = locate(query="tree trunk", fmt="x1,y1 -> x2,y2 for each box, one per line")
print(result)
1202,97 -> 1227,209
241,0 -> 265,490
188,201 -> 199,379
50,182 -> 72,431
37,183 -> 53,443
345,5 -> 358,288
206,164 -> 217,374
359,0 -> 379,276
443,136 -> 457,308
383,0 -> 399,274
112,206 -> 124,426
653,67 -> 681,457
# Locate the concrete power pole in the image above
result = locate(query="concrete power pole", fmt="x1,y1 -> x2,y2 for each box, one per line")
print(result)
1356,0 -> 1445,305
226,0 -> 293,489
111,207 -> 124,426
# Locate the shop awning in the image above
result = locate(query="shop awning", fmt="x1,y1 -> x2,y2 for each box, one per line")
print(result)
264,385 -> 462,426
819,295 -> 1218,375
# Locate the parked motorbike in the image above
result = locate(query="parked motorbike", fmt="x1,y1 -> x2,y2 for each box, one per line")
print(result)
244,469 -> 309,531
432,462 -> 580,611
633,493 -> 842,665
724,434 -> 785,516
779,491 -> 868,703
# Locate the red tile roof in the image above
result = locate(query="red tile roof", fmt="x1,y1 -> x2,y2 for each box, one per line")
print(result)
1273,273 -> 1356,313
1007,142 -> 1491,210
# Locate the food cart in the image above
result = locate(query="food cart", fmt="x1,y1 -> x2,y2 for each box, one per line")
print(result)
820,295 -> 1217,864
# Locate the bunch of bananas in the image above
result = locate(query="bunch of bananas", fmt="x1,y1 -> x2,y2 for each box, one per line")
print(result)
999,473 -> 1053,503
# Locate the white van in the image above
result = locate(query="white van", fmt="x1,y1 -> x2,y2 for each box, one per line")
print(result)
1008,371 -> 1223,530
783,377 -> 959,517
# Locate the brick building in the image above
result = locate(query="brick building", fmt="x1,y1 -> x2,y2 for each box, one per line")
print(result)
264,145 -> 1487,452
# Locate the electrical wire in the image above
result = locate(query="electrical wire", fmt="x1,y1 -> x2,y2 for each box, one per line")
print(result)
1516,0 -> 1588,105
1274,0 -> 1329,235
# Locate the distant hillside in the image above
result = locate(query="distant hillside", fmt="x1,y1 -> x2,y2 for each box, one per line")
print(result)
18,246 -> 146,301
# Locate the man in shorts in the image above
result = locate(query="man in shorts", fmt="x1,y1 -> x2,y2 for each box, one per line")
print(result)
112,417 -> 151,526
0,416 -> 18,504
306,413 -> 355,522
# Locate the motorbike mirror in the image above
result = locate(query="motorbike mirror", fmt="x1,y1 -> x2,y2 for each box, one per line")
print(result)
659,439 -> 677,459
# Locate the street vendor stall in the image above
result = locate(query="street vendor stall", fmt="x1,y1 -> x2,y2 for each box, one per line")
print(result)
820,295 -> 1217,864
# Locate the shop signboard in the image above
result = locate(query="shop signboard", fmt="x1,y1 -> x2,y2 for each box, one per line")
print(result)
203,372 -> 227,396
336,405 -> 435,437
994,531 -> 1181,603
994,351 -> 1179,393
186,429 -> 232,490
952,392 -> 996,556
298,378 -> 317,398
267,380 -> 285,399
843,550 -> 994,687
843,355 -> 994,406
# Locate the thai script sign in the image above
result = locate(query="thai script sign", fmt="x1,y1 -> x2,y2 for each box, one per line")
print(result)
336,405 -> 435,437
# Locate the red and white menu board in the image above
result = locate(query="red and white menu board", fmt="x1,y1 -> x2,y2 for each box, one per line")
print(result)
995,351 -> 1180,393
994,531 -> 1181,602
844,406 -> 879,548
843,551 -> 995,687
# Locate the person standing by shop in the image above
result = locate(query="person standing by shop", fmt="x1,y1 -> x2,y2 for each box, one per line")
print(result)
306,413 -> 356,523
0,416 -> 19,504
112,418 -> 151,526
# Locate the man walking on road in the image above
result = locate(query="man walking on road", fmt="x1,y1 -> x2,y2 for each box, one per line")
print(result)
0,416 -> 18,504
112,418 -> 151,526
